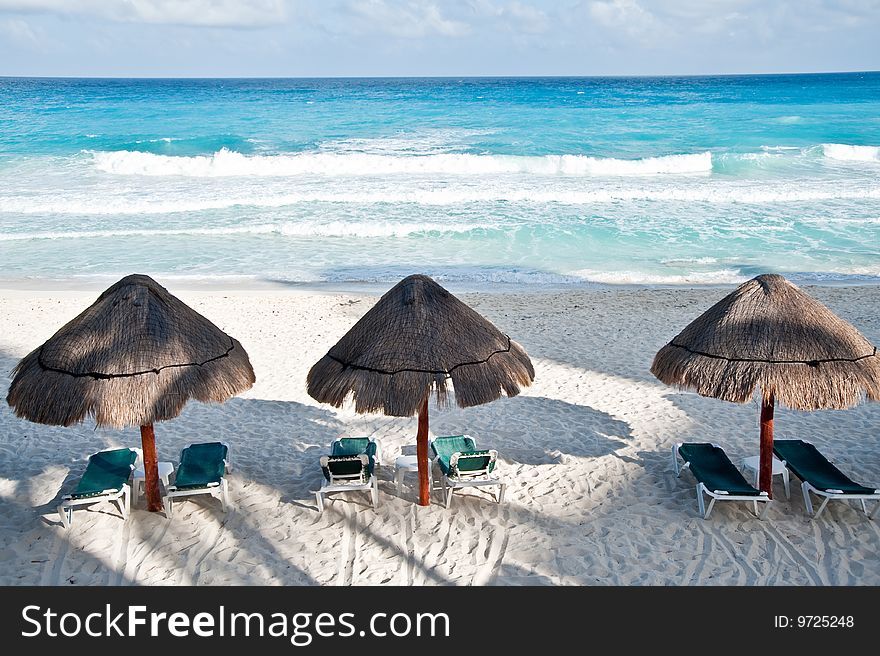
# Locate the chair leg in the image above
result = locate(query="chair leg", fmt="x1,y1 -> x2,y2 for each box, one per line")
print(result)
163,496 -> 172,519
315,491 -> 324,513
783,470 -> 791,500
220,479 -> 229,512
445,485 -> 454,509
118,486 -> 130,519
58,504 -> 70,529
802,482 -> 814,516
497,483 -> 506,504
696,484 -> 705,518
371,478 -> 379,508
703,498 -> 716,520
813,496 -> 831,520
671,445 -> 680,476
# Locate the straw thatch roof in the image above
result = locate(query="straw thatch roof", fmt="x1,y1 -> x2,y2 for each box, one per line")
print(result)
6,274 -> 255,428
651,274 -> 880,410
307,274 -> 534,416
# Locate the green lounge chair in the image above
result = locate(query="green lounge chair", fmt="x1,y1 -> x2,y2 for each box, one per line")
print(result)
672,442 -> 770,519
314,436 -> 381,512
162,442 -> 231,518
57,447 -> 139,528
331,436 -> 381,470
773,439 -> 880,520
430,435 -> 505,508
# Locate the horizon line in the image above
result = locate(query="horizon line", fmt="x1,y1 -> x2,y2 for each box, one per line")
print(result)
1,69 -> 879,81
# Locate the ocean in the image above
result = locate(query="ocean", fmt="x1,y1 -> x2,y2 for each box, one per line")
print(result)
1,74 -> 879,288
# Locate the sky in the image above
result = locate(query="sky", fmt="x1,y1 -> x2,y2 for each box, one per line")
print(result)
0,0 -> 878,77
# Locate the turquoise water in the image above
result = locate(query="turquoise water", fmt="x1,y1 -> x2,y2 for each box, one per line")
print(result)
1,74 -> 879,287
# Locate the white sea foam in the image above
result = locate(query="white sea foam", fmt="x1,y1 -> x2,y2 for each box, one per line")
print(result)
32,268 -> 880,288
569,269 -> 748,285
319,268 -> 592,286
822,143 -> 880,162
3,183 -> 879,215
659,257 -> 719,265
317,129 -> 496,156
0,221 -> 490,242
89,148 -> 714,177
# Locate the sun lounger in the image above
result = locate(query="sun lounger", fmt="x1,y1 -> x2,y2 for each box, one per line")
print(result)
672,442 -> 770,519
57,447 -> 138,528
315,447 -> 378,512
430,435 -> 505,508
162,442 -> 231,518
773,439 -> 880,520
331,436 -> 381,470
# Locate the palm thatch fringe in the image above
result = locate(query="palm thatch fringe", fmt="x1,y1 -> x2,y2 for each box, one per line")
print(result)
6,274 -> 255,428
651,274 -> 880,410
307,274 -> 534,416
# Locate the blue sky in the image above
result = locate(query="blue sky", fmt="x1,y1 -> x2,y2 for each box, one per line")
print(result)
0,1 -> 878,77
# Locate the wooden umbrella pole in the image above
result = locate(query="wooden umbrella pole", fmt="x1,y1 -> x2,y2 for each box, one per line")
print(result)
759,392 -> 775,499
416,395 -> 431,507
140,423 -> 163,512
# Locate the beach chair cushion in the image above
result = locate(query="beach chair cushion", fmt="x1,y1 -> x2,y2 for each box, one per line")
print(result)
431,436 -> 478,475
321,455 -> 370,482
450,450 -> 495,477
70,448 -> 137,499
173,442 -> 228,490
331,437 -> 378,474
773,440 -> 877,495
331,437 -> 370,456
678,443 -> 764,496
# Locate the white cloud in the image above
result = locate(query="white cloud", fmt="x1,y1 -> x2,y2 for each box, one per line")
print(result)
0,16 -> 45,48
589,0 -> 665,44
0,0 -> 288,28
342,0 -> 471,38
467,1 -> 550,34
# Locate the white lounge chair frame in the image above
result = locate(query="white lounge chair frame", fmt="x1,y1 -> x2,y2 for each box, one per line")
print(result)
315,454 -> 379,512
162,442 -> 231,518
774,462 -> 880,520
798,481 -> 880,520
365,437 -> 382,468
672,443 -> 770,520
57,447 -> 139,529
430,439 -> 505,509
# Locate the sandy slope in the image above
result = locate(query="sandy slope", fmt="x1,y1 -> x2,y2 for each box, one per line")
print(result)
0,284 -> 878,586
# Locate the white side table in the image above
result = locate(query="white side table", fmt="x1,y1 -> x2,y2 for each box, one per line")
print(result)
131,461 -> 175,504
741,456 -> 790,499
394,455 -> 426,497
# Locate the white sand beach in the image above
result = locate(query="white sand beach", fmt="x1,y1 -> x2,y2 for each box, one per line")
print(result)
0,283 -> 878,586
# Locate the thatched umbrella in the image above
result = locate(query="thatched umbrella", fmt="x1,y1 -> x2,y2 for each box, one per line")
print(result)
651,273 -> 880,497
307,274 -> 534,506
6,274 -> 255,512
